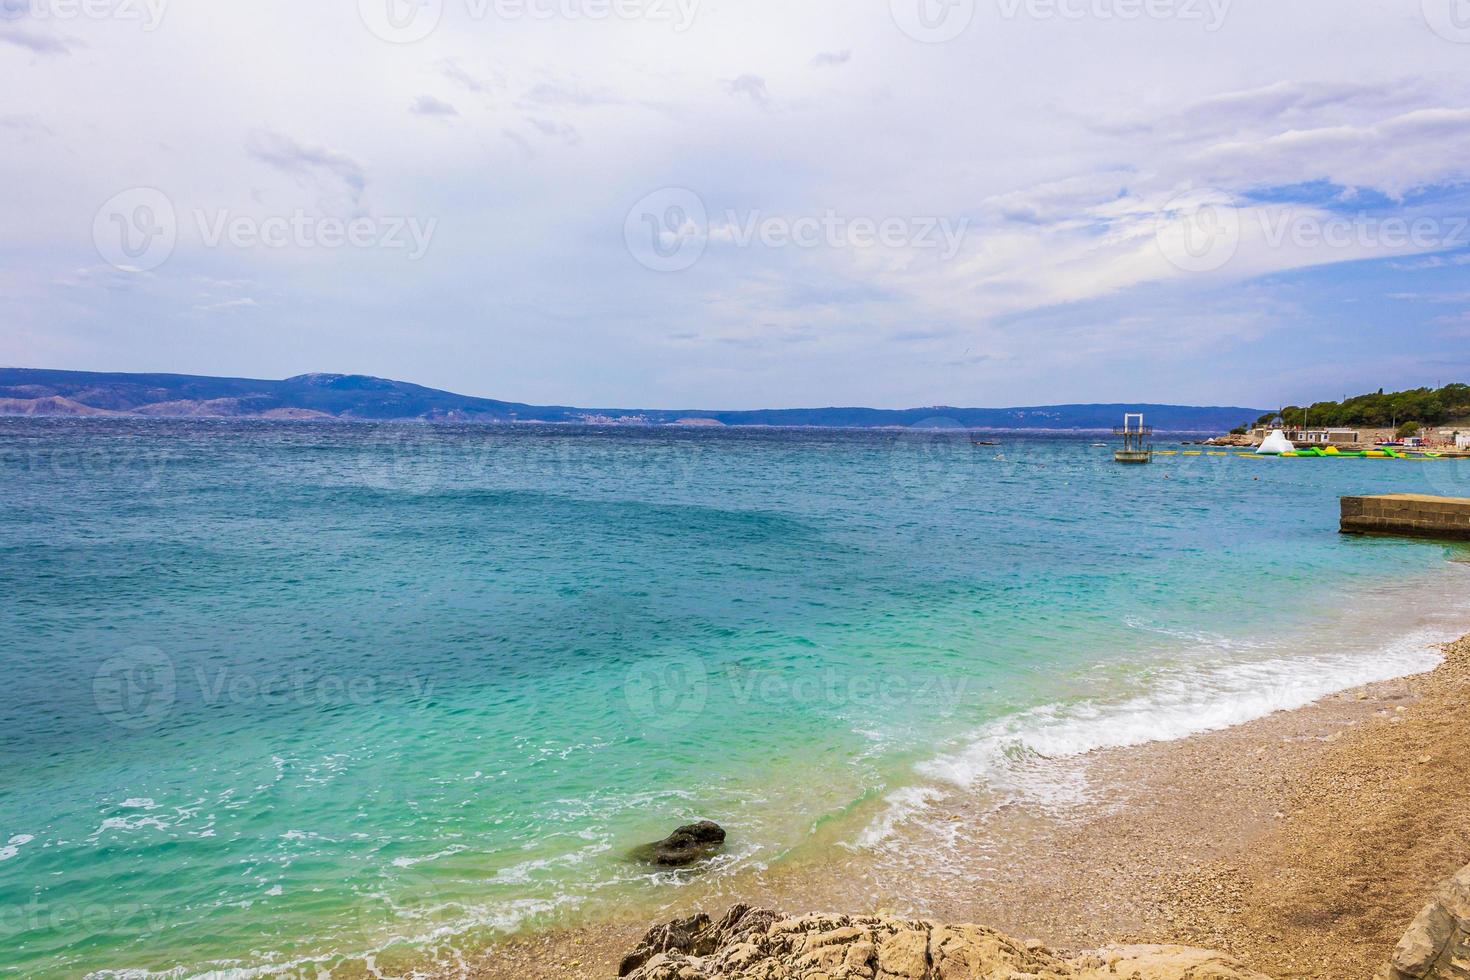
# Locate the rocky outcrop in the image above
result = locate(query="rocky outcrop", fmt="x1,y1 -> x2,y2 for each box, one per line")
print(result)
1386,864 -> 1470,979
617,905 -> 1271,980
1072,945 -> 1272,979
632,821 -> 727,867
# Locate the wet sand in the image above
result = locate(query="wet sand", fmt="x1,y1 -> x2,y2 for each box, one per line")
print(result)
457,633 -> 1470,980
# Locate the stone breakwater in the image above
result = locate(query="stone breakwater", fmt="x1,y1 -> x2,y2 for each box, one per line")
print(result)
1340,494 -> 1470,541
616,905 -> 1269,980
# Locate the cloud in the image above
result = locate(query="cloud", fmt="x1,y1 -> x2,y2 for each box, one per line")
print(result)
0,113 -> 50,136
527,117 -> 579,145
522,78 -> 623,108
1188,108 -> 1470,199
1101,79 -> 1434,144
246,131 -> 368,212
53,265 -> 155,292
1389,252 -> 1470,271
811,50 -> 851,68
440,58 -> 500,94
0,27 -> 82,55
502,127 -> 534,157
194,297 -> 259,313
5,0 -> 1470,410
722,74 -> 771,108
410,94 -> 459,117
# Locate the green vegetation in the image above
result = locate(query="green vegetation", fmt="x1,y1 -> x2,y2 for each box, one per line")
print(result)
1397,420 -> 1422,438
1255,383 -> 1470,430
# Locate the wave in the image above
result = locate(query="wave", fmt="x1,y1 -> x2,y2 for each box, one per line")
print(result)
858,623 -> 1455,845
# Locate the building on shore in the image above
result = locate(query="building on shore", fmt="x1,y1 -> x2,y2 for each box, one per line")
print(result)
1250,426 -> 1360,445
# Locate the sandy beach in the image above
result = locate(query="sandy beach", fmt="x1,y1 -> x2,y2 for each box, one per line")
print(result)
460,632 -> 1470,980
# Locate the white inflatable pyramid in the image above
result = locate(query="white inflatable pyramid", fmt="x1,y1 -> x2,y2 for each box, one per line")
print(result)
1256,429 -> 1295,455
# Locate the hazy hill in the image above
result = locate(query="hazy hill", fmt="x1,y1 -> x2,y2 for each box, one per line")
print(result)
0,368 -> 1265,431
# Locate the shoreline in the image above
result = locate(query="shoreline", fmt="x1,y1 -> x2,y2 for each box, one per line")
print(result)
455,631 -> 1470,980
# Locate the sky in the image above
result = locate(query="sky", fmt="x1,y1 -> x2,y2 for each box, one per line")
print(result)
2,0 -> 1470,411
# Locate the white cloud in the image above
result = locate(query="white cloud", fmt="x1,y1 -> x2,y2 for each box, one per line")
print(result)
409,94 -> 459,117
1,0 -> 1469,407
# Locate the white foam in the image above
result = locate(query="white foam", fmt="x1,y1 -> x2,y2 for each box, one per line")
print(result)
858,624 -> 1453,846
852,785 -> 942,849
391,844 -> 468,868
0,834 -> 34,862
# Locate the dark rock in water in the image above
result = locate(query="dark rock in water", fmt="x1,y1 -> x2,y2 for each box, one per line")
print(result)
633,820 -> 726,868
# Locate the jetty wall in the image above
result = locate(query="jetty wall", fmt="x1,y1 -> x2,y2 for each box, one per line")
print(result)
1340,494 -> 1470,541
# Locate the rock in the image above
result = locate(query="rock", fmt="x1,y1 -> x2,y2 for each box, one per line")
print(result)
618,905 -> 1272,980
1073,945 -> 1272,979
1385,863 -> 1470,979
634,821 -> 727,868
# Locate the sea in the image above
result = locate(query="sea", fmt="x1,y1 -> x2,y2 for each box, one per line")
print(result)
3,417 -> 1469,977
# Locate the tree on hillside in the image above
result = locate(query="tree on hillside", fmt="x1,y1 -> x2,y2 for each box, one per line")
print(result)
1265,383 -> 1469,430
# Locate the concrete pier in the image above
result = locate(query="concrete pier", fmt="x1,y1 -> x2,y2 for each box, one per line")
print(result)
1340,494 -> 1470,541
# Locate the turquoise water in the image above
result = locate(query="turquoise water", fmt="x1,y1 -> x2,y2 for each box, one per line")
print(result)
2,418 -> 1469,977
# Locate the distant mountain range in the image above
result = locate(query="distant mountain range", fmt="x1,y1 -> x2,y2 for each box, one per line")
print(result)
0,369 -> 1266,431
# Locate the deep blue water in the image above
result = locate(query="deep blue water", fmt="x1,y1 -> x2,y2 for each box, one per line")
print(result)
2,418 -> 1467,978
